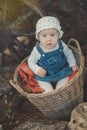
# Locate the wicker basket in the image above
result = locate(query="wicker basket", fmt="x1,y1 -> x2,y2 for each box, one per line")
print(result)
10,38 -> 84,120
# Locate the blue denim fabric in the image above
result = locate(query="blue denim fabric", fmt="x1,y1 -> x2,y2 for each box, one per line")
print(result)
35,40 -> 72,82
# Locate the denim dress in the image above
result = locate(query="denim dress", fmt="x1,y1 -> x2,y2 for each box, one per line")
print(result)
35,40 -> 72,82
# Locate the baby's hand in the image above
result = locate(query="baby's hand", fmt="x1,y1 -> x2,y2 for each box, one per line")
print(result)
72,65 -> 79,72
37,67 -> 46,77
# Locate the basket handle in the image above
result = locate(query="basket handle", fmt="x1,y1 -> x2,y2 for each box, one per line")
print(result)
67,38 -> 82,56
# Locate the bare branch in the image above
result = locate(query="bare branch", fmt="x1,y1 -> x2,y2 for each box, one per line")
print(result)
20,0 -> 45,17
9,10 -> 34,31
9,0 -> 45,31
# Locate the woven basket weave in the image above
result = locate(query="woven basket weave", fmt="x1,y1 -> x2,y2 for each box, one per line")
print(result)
10,38 -> 84,120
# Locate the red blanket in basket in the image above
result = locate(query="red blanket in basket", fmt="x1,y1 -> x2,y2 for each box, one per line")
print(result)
18,62 -> 78,93
18,62 -> 45,93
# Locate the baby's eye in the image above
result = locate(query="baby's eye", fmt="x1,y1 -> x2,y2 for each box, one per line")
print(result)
42,34 -> 46,37
51,34 -> 55,37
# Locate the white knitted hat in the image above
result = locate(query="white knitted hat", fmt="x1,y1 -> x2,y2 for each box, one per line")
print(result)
35,16 -> 63,39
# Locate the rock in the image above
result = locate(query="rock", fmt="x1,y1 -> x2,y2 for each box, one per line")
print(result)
68,102 -> 87,130
0,75 -> 12,97
0,125 -> 3,130
12,120 -> 67,130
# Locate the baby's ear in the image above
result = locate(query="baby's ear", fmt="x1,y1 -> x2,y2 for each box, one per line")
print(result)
36,35 -> 39,40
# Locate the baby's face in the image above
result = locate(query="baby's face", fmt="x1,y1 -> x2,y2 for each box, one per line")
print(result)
37,28 -> 59,50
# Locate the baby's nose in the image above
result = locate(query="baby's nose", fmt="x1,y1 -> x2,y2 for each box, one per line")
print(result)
47,36 -> 51,41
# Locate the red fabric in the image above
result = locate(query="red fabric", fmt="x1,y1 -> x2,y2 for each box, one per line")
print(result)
18,62 -> 45,93
68,70 -> 78,81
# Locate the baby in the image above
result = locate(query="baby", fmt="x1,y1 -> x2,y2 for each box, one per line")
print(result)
28,16 -> 78,92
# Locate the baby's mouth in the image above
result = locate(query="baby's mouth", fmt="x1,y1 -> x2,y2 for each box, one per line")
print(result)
47,43 -> 52,46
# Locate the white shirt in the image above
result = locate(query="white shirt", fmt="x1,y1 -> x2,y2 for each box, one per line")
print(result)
28,40 -> 77,74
